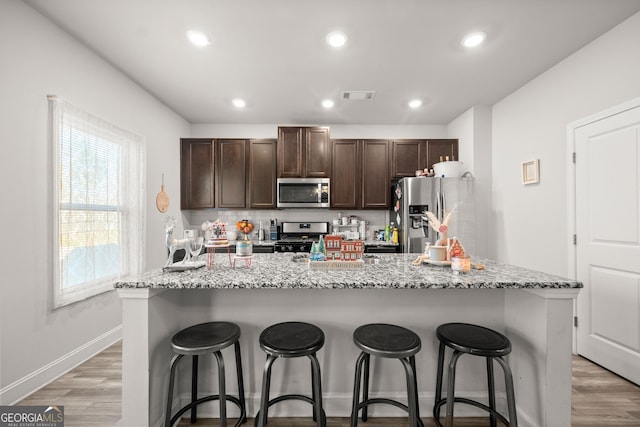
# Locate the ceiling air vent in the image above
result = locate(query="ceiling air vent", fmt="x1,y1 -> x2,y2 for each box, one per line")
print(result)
341,91 -> 376,101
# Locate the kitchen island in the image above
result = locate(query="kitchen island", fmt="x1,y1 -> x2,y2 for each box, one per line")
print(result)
115,253 -> 581,427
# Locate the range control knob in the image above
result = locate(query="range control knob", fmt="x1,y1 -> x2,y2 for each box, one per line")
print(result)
298,245 -> 306,252
287,245 -> 293,252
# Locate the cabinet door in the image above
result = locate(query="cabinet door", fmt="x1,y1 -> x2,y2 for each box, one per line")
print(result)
180,139 -> 215,209
305,127 -> 331,177
331,140 -> 360,209
361,140 -> 391,209
249,139 -> 277,208
216,139 -> 247,208
392,139 -> 426,177
426,139 -> 459,170
277,127 -> 303,177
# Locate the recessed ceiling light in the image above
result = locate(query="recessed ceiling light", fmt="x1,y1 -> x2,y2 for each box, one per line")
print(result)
462,32 -> 486,48
408,99 -> 423,108
326,31 -> 348,48
232,98 -> 246,108
321,99 -> 335,109
186,30 -> 211,47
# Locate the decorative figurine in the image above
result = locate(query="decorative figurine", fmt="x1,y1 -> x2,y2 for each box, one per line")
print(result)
164,216 -> 190,266
423,208 -> 456,246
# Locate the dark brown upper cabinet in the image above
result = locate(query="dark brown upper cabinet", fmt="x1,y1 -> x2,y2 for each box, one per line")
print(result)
361,140 -> 391,209
216,139 -> 247,208
331,139 -> 391,210
331,140 -> 360,209
248,139 -> 277,209
426,139 -> 459,171
181,139 -> 215,209
392,139 -> 459,177
277,126 -> 331,178
392,139 -> 426,178
181,138 -> 278,210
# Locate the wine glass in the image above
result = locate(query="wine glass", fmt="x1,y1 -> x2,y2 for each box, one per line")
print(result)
189,236 -> 204,263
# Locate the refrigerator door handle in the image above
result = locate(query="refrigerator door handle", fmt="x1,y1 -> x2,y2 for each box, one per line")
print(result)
441,191 -> 446,219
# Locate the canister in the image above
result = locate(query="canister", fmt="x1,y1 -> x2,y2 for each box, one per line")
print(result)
451,255 -> 471,273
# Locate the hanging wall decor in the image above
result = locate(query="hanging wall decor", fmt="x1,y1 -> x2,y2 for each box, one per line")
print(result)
521,159 -> 540,185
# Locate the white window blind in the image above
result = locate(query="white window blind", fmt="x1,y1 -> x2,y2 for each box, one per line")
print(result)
49,97 -> 146,307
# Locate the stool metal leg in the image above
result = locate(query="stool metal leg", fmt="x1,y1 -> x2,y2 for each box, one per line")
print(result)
214,351 -> 227,427
433,341 -> 446,423
486,357 -> 496,427
362,353 -> 370,421
311,359 -> 317,422
410,355 -> 420,421
165,354 -> 183,427
350,351 -> 368,427
309,353 -> 325,427
191,355 -> 198,423
257,355 -> 276,427
495,356 -> 518,427
400,357 -> 419,427
445,350 -> 463,427
234,341 -> 247,423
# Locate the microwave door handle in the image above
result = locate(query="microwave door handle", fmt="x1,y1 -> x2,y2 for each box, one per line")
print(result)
318,183 -> 322,203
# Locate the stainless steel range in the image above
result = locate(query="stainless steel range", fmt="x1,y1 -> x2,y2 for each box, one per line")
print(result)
274,221 -> 329,253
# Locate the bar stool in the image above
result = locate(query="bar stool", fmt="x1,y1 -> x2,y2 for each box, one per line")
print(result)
255,321 -> 326,427
165,321 -> 246,427
433,322 -> 518,427
350,323 -> 423,427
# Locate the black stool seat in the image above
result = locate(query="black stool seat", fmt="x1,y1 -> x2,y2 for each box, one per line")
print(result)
260,321 -> 324,357
351,323 -> 423,427
165,322 -> 246,427
172,321 -> 241,355
434,322 -> 517,427
256,321 -> 326,427
436,322 -> 511,357
354,323 -> 422,358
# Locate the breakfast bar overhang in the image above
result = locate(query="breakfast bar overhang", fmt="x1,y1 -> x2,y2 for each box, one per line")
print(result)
115,254 -> 582,427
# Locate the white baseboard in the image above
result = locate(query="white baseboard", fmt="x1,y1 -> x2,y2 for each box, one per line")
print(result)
1,325 -> 122,405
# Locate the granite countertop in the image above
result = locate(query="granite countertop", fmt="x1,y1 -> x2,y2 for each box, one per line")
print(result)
222,240 -> 397,246
114,253 -> 583,290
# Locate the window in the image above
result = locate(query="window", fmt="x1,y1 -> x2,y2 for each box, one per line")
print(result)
49,97 -> 146,307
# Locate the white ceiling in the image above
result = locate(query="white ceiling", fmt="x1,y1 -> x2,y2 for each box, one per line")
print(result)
25,0 -> 640,125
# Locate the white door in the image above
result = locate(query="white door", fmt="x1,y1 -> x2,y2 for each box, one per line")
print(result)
574,102 -> 640,384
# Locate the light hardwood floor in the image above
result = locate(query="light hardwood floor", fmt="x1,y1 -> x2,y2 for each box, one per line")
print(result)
17,340 -> 640,426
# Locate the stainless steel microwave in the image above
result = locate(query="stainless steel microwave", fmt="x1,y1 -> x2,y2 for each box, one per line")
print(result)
277,178 -> 330,208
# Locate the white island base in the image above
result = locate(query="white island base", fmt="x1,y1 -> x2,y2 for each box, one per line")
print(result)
117,286 -> 578,427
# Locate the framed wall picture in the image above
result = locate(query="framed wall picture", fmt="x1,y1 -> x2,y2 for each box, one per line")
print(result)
522,159 -> 540,185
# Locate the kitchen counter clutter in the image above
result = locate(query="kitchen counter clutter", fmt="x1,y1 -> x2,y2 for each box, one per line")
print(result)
115,253 -> 582,290
116,254 -> 581,427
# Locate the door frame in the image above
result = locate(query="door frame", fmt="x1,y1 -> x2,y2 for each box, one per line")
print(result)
566,96 -> 640,353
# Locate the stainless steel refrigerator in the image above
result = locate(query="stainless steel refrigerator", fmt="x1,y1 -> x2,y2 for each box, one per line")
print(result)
390,176 -> 475,253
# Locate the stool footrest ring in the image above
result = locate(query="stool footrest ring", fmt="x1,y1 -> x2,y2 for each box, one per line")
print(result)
433,397 -> 510,427
254,394 -> 326,427
355,398 -> 424,427
170,394 -> 247,427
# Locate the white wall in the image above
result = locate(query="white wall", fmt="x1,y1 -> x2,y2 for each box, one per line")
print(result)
0,1 -> 189,403
191,123 -> 448,139
448,106 -> 492,257
491,11 -> 640,275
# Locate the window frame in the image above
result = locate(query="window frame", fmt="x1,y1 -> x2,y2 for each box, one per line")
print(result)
49,97 -> 146,308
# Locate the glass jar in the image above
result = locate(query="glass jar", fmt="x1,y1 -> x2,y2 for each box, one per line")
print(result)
236,234 -> 253,256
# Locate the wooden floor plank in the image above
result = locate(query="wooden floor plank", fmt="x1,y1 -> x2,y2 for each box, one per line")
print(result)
16,341 -> 640,426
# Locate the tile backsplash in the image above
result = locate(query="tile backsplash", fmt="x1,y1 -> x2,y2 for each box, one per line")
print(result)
183,209 -> 388,241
